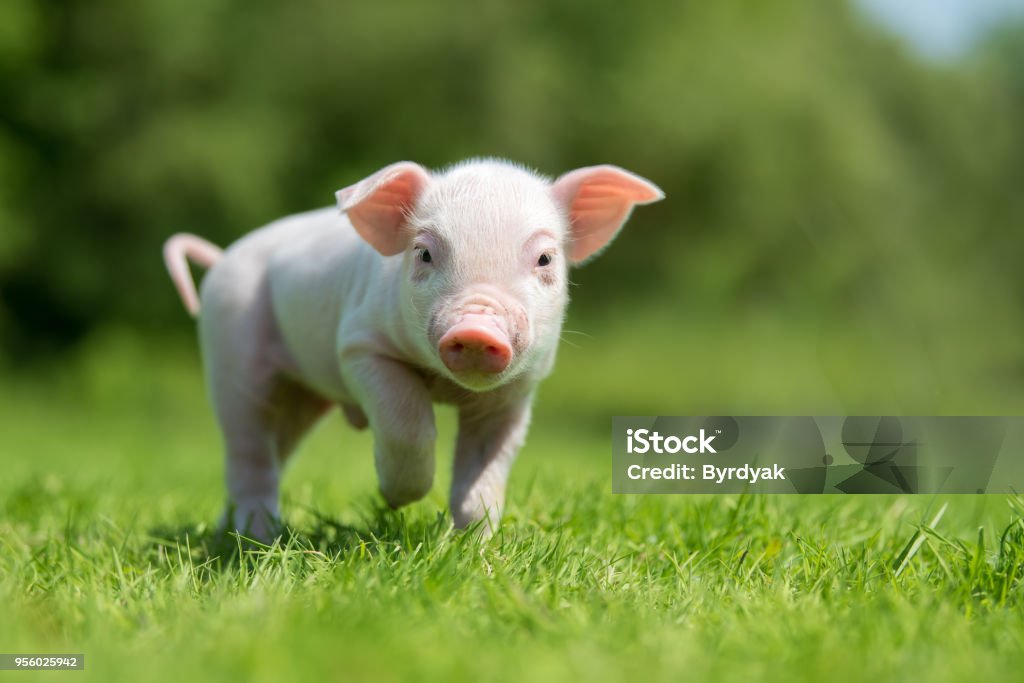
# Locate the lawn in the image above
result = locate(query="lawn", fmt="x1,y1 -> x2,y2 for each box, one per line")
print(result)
3,312 -> 1024,682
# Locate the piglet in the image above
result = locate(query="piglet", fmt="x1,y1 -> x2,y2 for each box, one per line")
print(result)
163,159 -> 663,541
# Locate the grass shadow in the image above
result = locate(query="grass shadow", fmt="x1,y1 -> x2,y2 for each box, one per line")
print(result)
144,499 -> 468,573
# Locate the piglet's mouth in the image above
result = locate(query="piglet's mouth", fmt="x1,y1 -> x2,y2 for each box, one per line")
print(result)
438,314 -> 514,378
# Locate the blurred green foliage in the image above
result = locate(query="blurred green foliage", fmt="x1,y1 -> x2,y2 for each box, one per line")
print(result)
0,0 -> 1022,375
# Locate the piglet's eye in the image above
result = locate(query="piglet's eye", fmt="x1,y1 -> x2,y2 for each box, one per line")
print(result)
537,253 -> 552,267
420,249 -> 432,264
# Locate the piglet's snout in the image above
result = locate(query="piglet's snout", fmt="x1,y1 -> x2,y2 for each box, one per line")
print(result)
438,314 -> 513,375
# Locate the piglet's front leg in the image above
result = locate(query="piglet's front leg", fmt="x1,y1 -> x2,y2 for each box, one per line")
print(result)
341,354 -> 438,508
450,395 -> 533,534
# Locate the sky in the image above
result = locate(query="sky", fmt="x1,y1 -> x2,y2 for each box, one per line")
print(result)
857,0 -> 1024,59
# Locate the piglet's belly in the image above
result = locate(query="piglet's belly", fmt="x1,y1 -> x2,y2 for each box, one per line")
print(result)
285,348 -> 352,403
269,291 -> 352,402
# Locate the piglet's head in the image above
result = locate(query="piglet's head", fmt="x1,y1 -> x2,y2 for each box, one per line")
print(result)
336,159 -> 663,391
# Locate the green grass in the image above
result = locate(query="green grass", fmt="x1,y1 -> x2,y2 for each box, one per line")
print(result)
3,316 -> 1024,682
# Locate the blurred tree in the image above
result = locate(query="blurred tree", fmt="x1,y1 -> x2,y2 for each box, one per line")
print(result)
0,0 -> 1021,360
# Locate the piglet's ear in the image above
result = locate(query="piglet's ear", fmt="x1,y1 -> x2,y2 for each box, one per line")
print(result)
552,165 -> 664,264
336,162 -> 431,256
